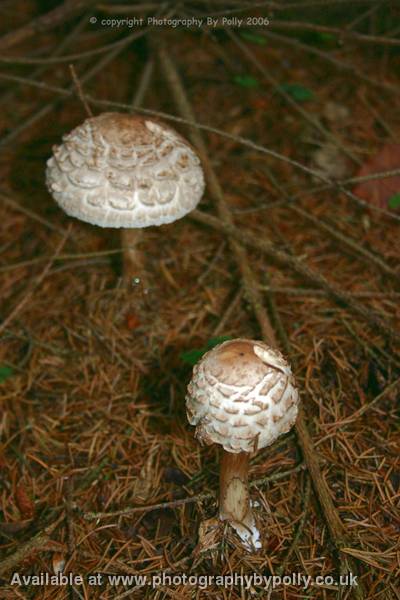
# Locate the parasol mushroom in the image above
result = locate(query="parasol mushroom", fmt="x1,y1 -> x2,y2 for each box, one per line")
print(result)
186,338 -> 299,550
46,112 -> 205,279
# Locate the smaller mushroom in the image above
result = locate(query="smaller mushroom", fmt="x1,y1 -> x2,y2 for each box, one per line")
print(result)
45,112 -> 205,279
185,338 -> 299,550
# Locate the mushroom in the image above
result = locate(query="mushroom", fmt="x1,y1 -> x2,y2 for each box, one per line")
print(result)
185,338 -> 299,550
46,112 -> 205,279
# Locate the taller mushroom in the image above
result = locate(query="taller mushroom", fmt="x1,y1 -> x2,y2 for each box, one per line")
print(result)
46,112 -> 205,278
186,338 -> 299,550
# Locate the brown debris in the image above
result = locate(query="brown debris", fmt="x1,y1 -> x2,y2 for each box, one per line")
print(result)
0,3 -> 399,599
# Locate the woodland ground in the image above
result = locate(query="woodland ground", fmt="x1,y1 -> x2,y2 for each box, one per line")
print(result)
0,2 -> 399,599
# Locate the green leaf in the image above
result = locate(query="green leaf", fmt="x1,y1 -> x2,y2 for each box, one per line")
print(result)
280,83 -> 314,102
311,32 -> 336,43
180,349 -> 206,366
318,32 -> 336,42
0,365 -> 14,383
239,31 -> 267,46
388,192 -> 400,209
181,336 -> 234,366
233,75 -> 259,88
206,336 -> 233,349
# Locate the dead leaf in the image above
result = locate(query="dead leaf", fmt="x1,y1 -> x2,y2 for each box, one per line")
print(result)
15,483 -> 35,519
126,313 -> 140,330
353,144 -> 400,208
52,553 -> 66,575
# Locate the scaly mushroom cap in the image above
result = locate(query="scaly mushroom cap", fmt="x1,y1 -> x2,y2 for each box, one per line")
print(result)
46,112 -> 205,228
186,339 -> 299,453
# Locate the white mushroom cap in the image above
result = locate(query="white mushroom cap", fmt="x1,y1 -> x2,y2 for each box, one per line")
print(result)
45,112 -> 205,228
186,339 -> 299,453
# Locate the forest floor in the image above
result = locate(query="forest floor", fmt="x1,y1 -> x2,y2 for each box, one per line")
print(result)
0,2 -> 399,599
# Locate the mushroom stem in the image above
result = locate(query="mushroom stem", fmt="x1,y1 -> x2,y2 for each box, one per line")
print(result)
219,451 -> 261,549
121,229 -> 144,280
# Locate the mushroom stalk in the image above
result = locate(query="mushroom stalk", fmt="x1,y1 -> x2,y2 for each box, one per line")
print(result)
219,451 -> 260,548
121,229 -> 144,280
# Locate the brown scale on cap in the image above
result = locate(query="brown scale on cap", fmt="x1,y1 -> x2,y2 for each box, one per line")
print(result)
81,113 -> 189,151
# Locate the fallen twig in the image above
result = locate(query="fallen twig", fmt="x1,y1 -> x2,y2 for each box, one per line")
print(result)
69,64 -> 93,117
264,29 -> 398,95
255,163 -> 397,281
191,210 -> 399,343
0,516 -> 63,576
83,463 -> 304,521
269,19 -> 400,46
0,29 -> 147,148
0,0 -> 96,53
229,29 -> 360,166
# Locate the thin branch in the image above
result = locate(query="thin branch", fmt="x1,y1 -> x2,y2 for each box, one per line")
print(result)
0,29 -> 147,148
0,0 -> 96,53
69,63 -> 93,117
0,249 -> 124,272
341,318 -> 398,368
228,29 -> 360,166
157,44 -> 276,344
256,163 -> 397,281
83,464 -> 304,521
84,492 -> 211,522
212,289 -> 243,336
178,0 -> 394,23
191,210 -> 399,344
0,190 -> 66,235
0,516 -> 63,576
0,35 -> 141,65
130,58 -> 155,110
291,205 -> 397,279
264,29 -> 398,95
97,2 -> 167,14
269,19 -> 400,46
0,13 -> 89,109
262,286 -> 400,299
344,377 -> 400,422
100,0 -> 392,15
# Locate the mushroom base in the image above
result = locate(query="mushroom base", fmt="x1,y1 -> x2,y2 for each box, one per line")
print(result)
219,451 -> 261,550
